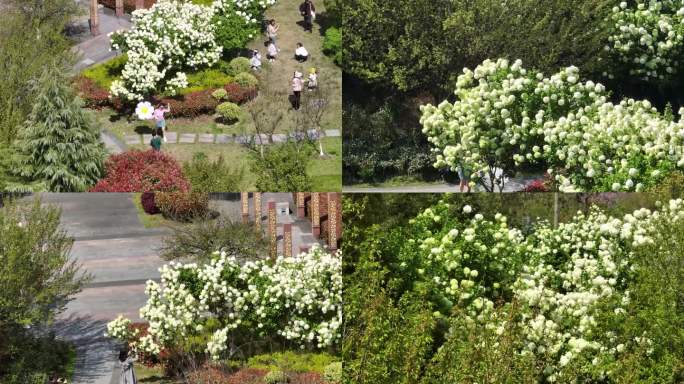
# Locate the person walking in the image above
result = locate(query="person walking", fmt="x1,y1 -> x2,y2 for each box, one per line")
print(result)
267,40 -> 278,62
457,163 -> 472,193
299,0 -> 315,33
150,129 -> 162,151
292,71 -> 303,110
266,19 -> 279,47
307,67 -> 318,91
119,348 -> 138,384
153,103 -> 170,142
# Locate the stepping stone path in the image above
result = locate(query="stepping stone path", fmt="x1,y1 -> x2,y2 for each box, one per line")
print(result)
198,133 -> 215,144
179,133 -> 197,144
116,129 -> 341,148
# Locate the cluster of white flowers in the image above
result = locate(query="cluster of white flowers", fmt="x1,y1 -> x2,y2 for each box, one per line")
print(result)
213,0 -> 276,23
607,1 -> 684,81
404,199 -> 684,381
109,0 -> 222,100
421,58 -> 684,191
106,245 -> 341,360
105,315 -> 137,341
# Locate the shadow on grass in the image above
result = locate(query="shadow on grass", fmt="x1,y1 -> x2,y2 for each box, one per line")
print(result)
135,125 -> 154,134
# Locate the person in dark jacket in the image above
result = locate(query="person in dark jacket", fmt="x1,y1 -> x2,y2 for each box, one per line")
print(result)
299,0 -> 315,33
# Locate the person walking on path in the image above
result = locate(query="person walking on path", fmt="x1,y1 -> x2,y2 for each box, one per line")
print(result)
457,163 -> 472,193
307,67 -> 318,91
299,0 -> 316,33
292,71 -> 304,110
295,42 -> 309,62
150,128 -> 162,151
118,348 -> 138,384
266,19 -> 280,47
153,103 -> 170,142
267,40 -> 278,62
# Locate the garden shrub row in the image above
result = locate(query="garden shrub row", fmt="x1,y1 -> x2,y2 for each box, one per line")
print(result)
90,149 -> 190,192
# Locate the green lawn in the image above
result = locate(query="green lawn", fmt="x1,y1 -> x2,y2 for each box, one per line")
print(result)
131,192 -> 179,228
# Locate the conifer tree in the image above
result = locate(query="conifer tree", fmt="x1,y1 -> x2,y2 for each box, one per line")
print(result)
11,66 -> 106,192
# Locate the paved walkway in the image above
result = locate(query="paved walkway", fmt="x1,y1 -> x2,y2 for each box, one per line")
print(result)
343,176 -> 540,193
72,6 -> 131,72
124,129 -> 341,146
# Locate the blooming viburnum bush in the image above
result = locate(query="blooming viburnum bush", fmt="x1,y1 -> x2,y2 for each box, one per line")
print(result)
109,0 -> 222,101
398,199 -> 684,382
420,58 -> 684,192
607,1 -> 684,82
107,245 -> 341,361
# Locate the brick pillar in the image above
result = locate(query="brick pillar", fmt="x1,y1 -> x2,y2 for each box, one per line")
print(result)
268,201 -> 277,259
327,193 -> 338,251
90,0 -> 100,36
241,192 -> 249,224
115,0 -> 124,16
296,192 -> 306,218
135,0 -> 144,10
253,192 -> 262,231
283,223 -> 293,257
311,193 -> 320,237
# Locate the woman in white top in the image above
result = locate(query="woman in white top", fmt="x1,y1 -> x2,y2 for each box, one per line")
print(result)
250,50 -> 262,71
267,41 -> 278,62
266,19 -> 279,45
292,71 -> 304,110
295,42 -> 309,62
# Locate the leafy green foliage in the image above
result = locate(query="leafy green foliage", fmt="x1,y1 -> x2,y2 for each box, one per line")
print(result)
250,142 -> 313,192
183,152 -> 246,192
158,215 -> 268,262
215,101 -> 242,123
264,370 -> 289,384
245,352 -> 339,374
323,362 -> 342,383
10,66 -> 106,192
228,57 -> 252,76
214,12 -> 259,56
323,27 -> 342,66
80,55 -> 128,90
0,199 -> 89,381
182,69 -> 234,95
234,72 -> 259,88
211,88 -> 228,100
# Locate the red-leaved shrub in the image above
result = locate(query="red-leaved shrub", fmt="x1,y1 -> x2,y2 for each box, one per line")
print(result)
73,76 -> 110,108
224,83 -> 258,104
155,191 -> 209,222
90,150 -> 190,192
155,90 -> 219,118
141,192 -> 160,214
523,178 -> 550,192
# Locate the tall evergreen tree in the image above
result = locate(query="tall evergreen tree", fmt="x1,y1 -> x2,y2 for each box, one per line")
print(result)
10,66 -> 106,192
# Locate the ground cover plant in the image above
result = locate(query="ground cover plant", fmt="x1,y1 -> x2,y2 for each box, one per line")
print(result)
343,193 -> 684,383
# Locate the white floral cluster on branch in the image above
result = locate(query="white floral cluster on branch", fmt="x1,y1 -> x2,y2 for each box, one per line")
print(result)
420,58 -> 684,192
106,245 -> 341,361
607,1 -> 684,81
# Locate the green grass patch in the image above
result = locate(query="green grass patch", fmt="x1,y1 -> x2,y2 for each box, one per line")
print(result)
243,351 -> 339,374
309,137 -> 342,191
131,193 -> 176,228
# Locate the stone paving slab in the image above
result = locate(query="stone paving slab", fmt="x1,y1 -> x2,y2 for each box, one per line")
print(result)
307,129 -> 320,139
325,129 -> 341,137
256,134 -> 270,144
272,133 -> 288,143
198,133 -> 215,143
165,131 -> 178,144
142,134 -> 152,144
179,133 -> 196,143
216,134 -> 233,144
124,135 -> 141,145
235,135 -> 250,144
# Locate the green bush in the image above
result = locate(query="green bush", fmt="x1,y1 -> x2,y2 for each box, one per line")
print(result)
234,72 -> 258,88
211,88 -> 228,100
81,54 -> 127,89
264,370 -> 289,384
182,69 -> 233,95
250,142 -> 313,192
154,191 -> 209,222
323,27 -> 342,66
228,57 -> 251,76
183,152 -> 245,192
214,15 -> 260,56
215,102 -> 242,123
323,362 -> 342,383
246,352 -> 338,374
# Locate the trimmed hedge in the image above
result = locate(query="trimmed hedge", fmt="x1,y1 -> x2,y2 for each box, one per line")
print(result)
216,102 -> 241,123
234,72 -> 259,88
155,191 -> 209,222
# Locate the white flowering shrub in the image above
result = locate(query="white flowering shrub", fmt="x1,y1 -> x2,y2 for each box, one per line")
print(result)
107,244 -> 341,361
109,0 -> 222,100
105,315 -> 138,341
400,199 -> 684,382
607,1 -> 684,82
421,58 -> 684,192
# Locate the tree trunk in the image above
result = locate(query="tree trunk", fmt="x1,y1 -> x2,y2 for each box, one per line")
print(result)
90,0 -> 99,36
